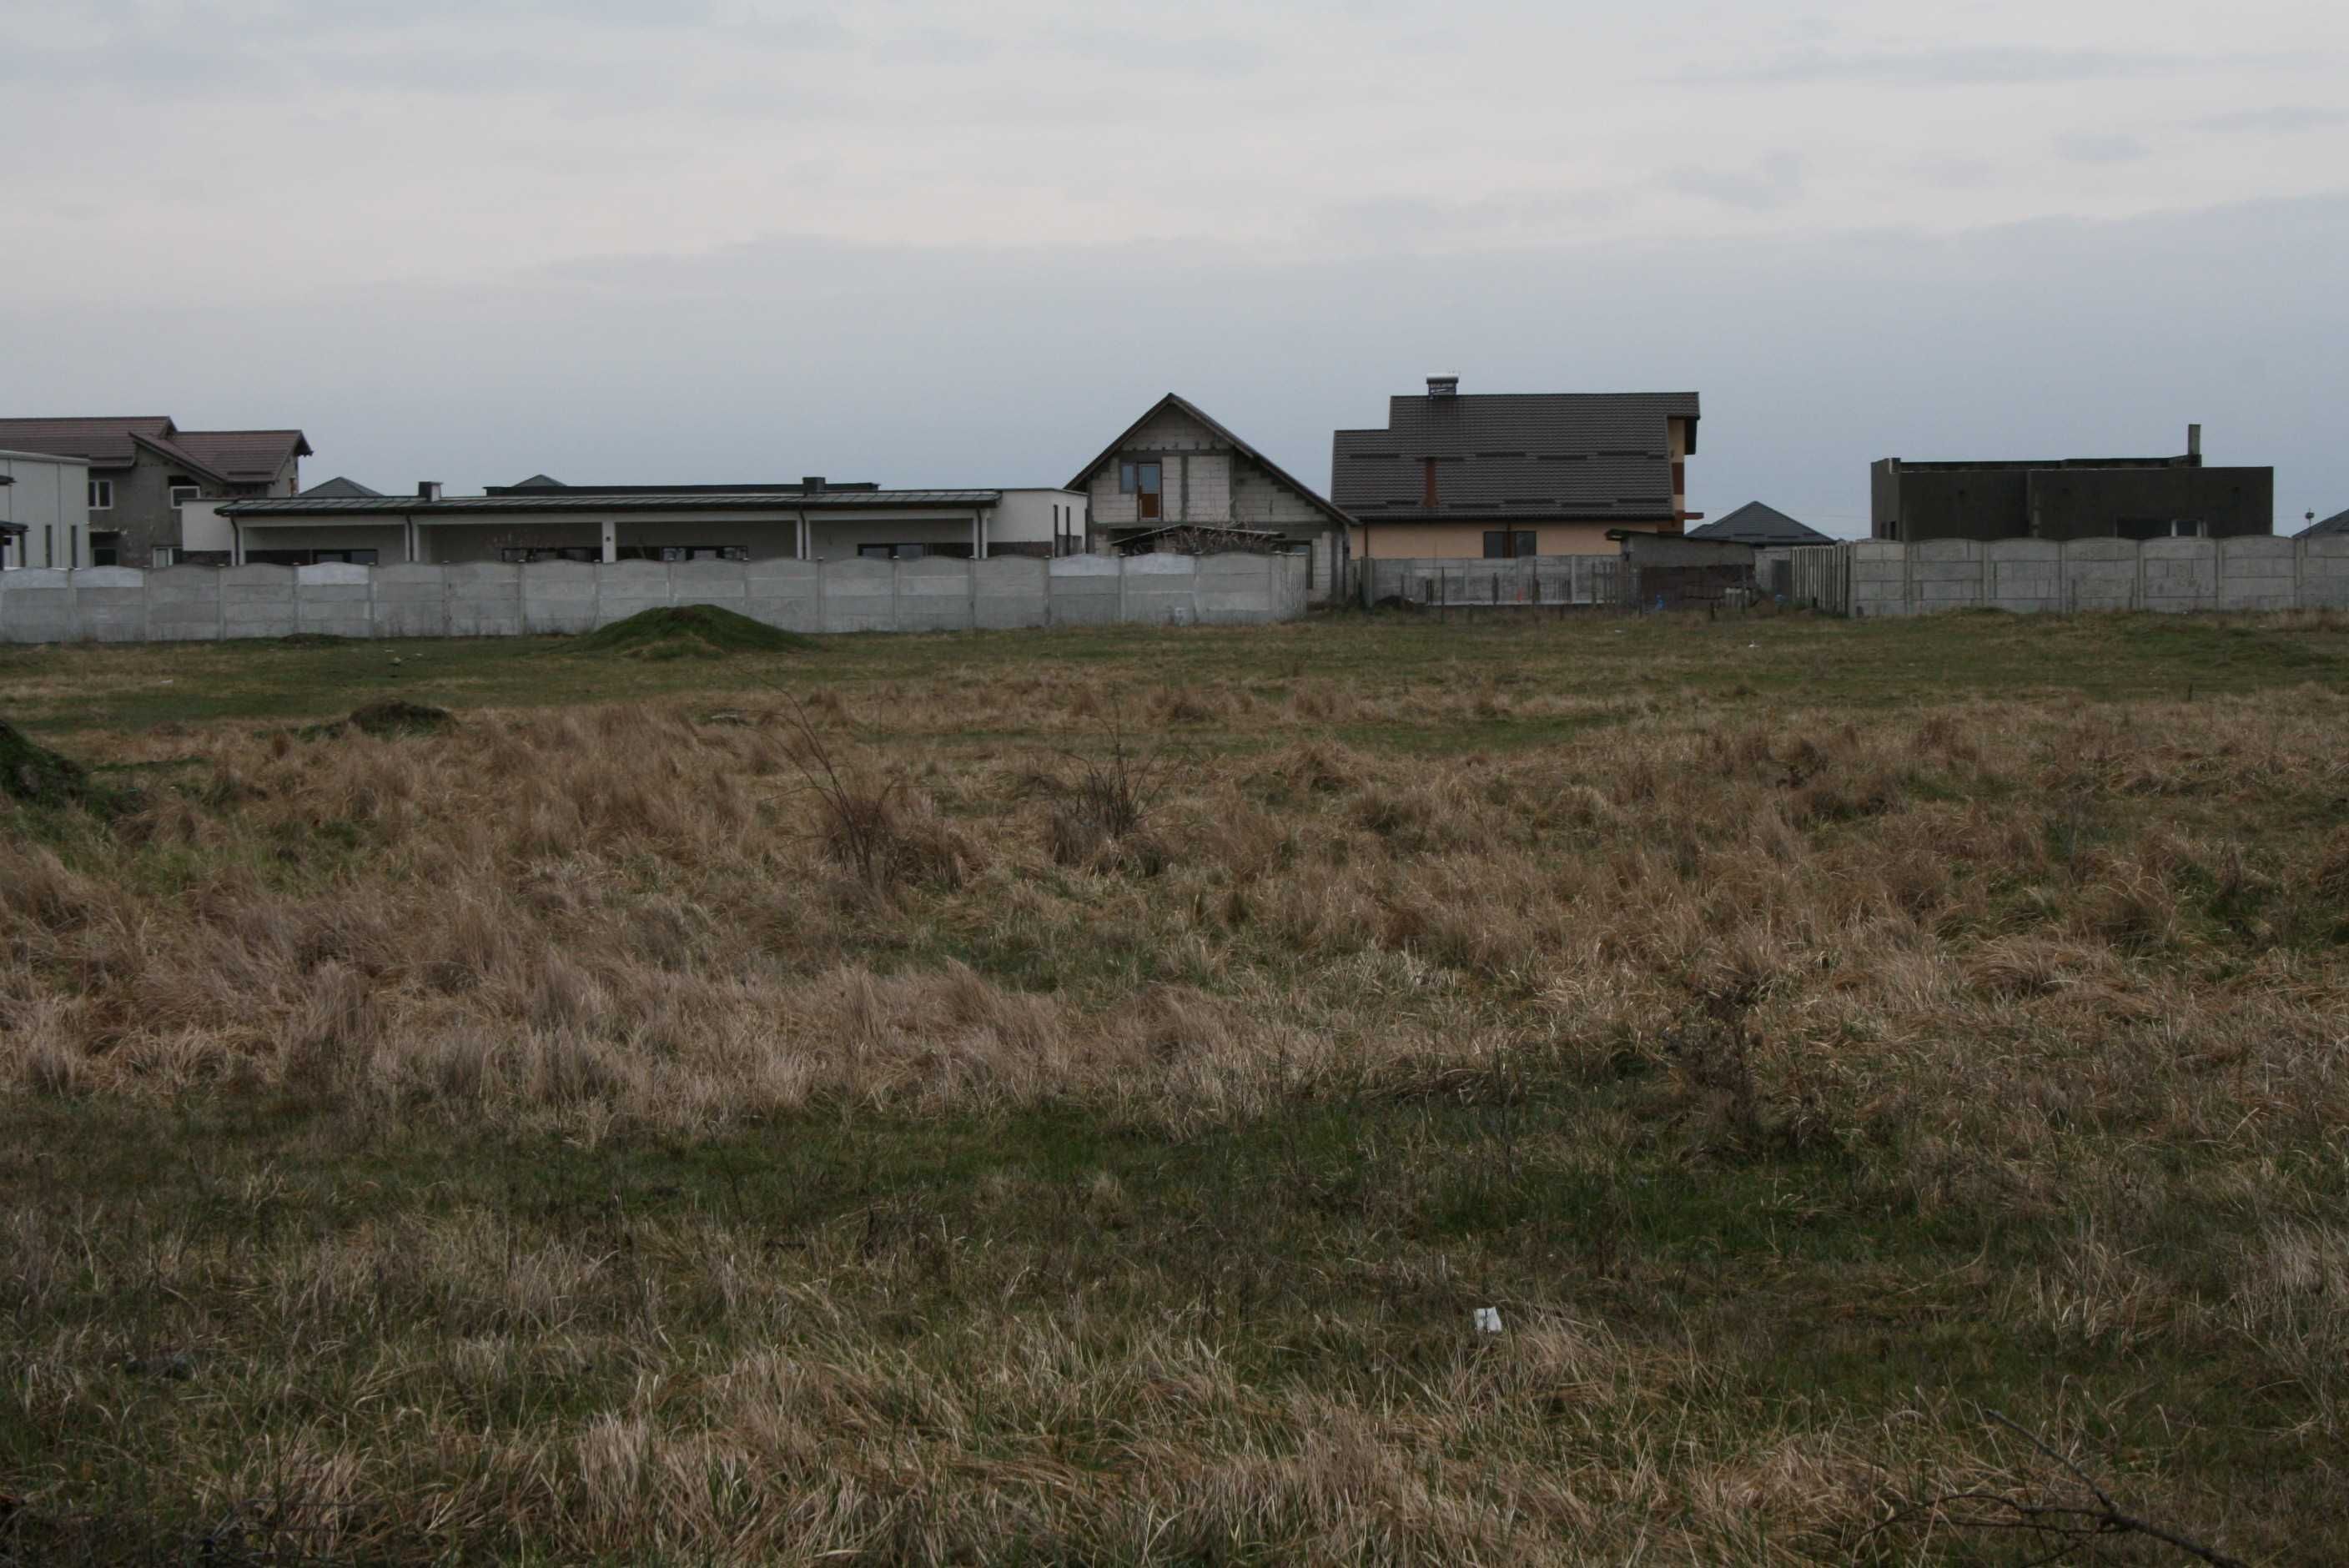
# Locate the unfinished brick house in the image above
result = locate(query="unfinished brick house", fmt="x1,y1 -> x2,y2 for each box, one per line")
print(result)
1069,395 -> 1353,602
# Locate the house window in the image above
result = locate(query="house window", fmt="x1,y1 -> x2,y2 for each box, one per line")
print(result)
1482,530 -> 1537,560
169,485 -> 202,508
88,480 -> 113,510
91,541 -> 119,567
1119,460 -> 1163,520
314,549 -> 380,565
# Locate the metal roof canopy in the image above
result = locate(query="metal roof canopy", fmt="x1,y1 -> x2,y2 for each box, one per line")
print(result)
222,490 -> 1003,519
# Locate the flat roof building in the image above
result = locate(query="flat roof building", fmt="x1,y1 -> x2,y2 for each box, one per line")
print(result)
1871,425 -> 2273,544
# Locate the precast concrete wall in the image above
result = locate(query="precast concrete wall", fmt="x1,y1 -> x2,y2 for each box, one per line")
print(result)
0,552 -> 1307,644
1365,555 -> 1623,607
1783,537 -> 2349,617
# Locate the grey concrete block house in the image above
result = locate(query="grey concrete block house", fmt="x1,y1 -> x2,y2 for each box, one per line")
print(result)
0,416 -> 310,566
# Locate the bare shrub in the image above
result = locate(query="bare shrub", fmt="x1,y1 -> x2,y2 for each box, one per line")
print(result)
1047,701 -> 1175,874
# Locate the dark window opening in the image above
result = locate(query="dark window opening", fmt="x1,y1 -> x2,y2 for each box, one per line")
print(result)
2115,519 -> 2206,541
247,547 -> 380,566
1481,530 -> 1538,560
856,543 -> 973,560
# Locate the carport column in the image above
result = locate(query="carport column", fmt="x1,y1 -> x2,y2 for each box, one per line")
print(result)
797,510 -> 808,562
600,519 -> 616,565
971,509 -> 983,560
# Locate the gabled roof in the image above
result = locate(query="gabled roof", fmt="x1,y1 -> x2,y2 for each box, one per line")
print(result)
1686,500 -> 1833,547
300,475 -> 384,499
1068,394 -> 1353,528
174,429 -> 311,481
0,416 -> 178,468
1331,389 -> 1698,522
2306,507 -> 2349,537
0,417 -> 309,481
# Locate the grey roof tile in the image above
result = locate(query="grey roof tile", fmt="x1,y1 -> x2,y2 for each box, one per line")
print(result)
1687,500 -> 1833,547
1331,389 -> 1698,520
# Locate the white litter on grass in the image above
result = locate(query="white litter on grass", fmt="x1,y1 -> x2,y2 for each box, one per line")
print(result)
1473,1307 -> 1505,1336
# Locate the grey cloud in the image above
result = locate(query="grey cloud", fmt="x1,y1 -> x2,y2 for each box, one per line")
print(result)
2200,105 -> 2346,133
1665,153 -> 1804,213
1697,46 -> 2206,87
2054,131 -> 2150,164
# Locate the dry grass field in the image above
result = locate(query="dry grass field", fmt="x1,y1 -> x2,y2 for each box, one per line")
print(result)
2,606 -> 2346,1565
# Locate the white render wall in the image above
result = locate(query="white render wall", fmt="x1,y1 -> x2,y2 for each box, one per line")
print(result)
0,552 -> 1310,644
1,449 -> 92,570
1788,536 -> 2349,616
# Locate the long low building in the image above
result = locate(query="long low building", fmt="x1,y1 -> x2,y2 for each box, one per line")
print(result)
206,476 -> 1089,566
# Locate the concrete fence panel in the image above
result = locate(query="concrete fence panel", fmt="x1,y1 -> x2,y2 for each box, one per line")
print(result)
0,570 -> 73,643
1122,553 -> 1199,626
520,560 -> 600,635
222,564 -> 299,640
1196,553 -> 1280,625
742,557 -> 821,632
1849,540 -> 1913,617
593,561 -> 672,626
374,564 -> 450,638
668,560 -> 752,614
2301,536 -> 2349,609
819,558 -> 895,633
148,565 -> 227,641
2217,535 -> 2298,611
897,556 -> 976,634
1985,539 -> 2065,613
2061,540 -> 2140,611
2140,539 -> 2219,613
75,566 -> 151,642
445,563 -> 523,637
1046,552 -> 1122,627
295,562 -> 376,640
972,556 -> 1049,630
1911,539 -> 1987,610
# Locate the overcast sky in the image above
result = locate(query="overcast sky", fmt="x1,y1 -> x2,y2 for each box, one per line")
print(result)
4,0 -> 2346,532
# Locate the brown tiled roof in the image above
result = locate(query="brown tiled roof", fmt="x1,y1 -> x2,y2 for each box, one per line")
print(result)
0,417 -> 177,467
0,417 -> 310,482
174,429 -> 312,481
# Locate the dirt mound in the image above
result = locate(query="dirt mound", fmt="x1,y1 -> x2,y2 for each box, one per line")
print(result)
564,605 -> 817,661
349,701 -> 455,737
0,721 -> 128,815
299,701 -> 455,741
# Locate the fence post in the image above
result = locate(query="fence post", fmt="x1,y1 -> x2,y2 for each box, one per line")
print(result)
64,570 -> 78,642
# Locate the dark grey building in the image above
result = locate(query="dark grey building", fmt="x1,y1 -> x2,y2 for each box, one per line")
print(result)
1870,426 -> 2272,544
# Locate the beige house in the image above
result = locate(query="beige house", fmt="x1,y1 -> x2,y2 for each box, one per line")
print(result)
1069,395 -> 1353,602
1331,377 -> 1700,560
